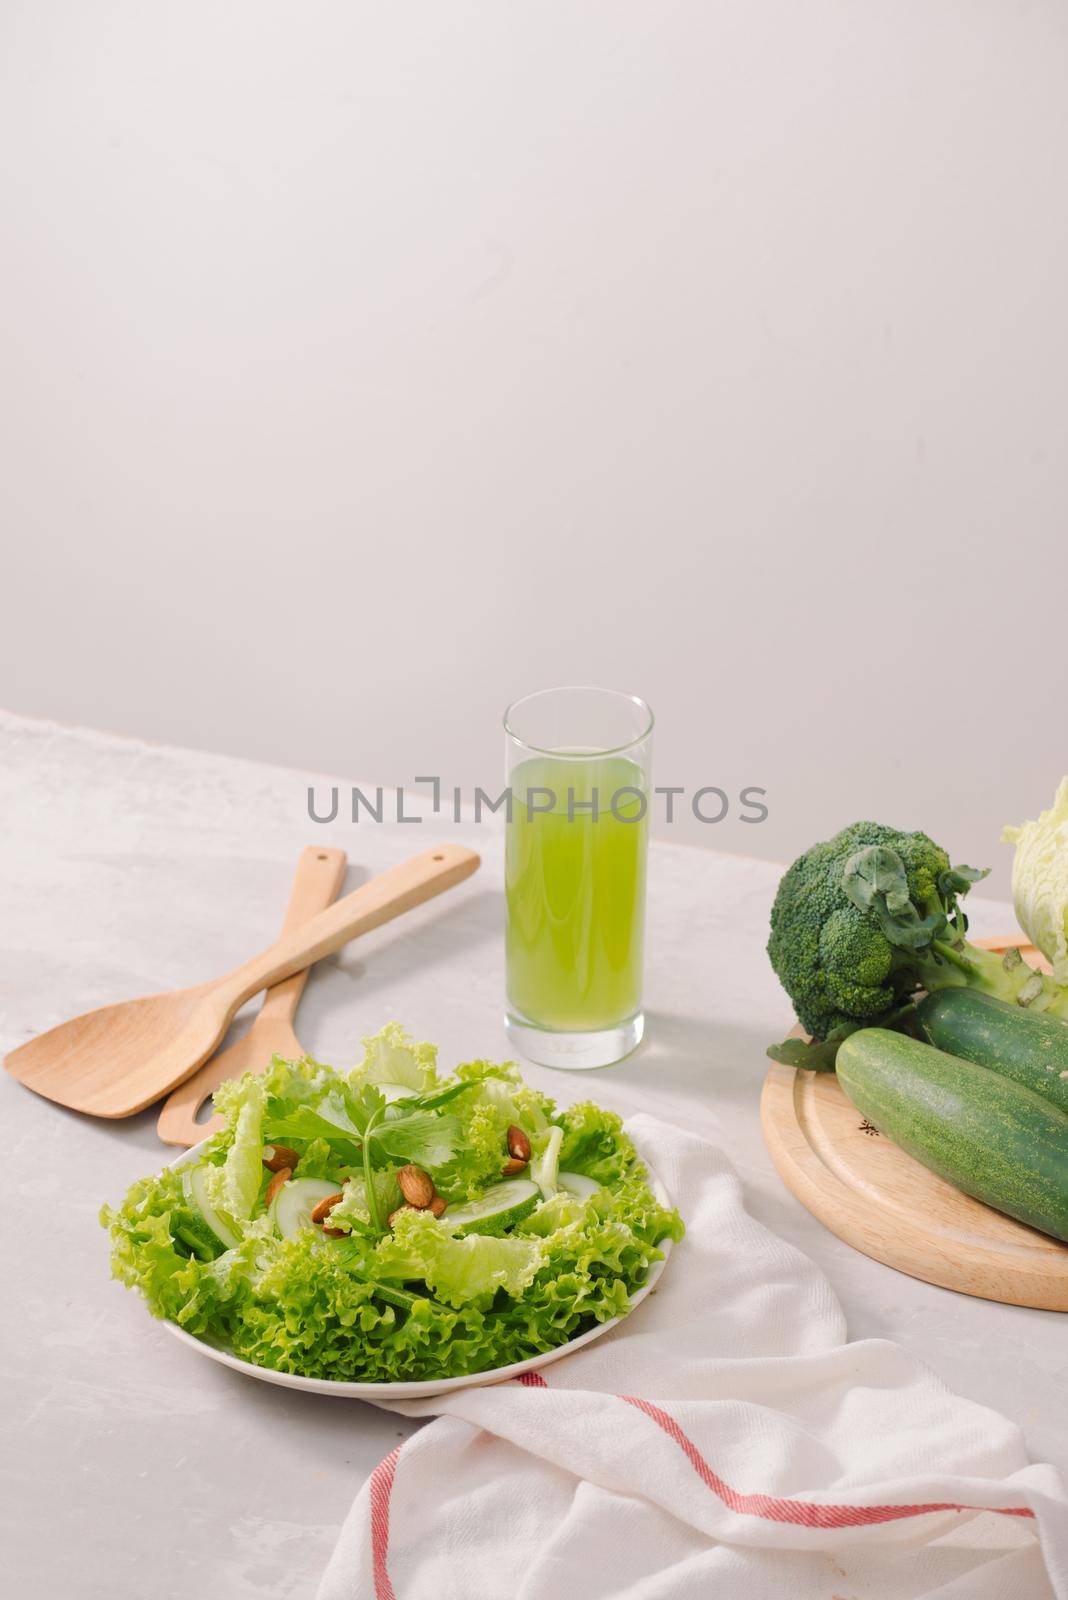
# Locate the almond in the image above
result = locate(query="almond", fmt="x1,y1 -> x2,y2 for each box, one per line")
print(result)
501,1157 -> 528,1176
397,1164 -> 435,1209
264,1167 -> 292,1206
507,1125 -> 532,1163
322,1226 -> 346,1239
310,1190 -> 344,1224
263,1143 -> 300,1173
430,1195 -> 447,1218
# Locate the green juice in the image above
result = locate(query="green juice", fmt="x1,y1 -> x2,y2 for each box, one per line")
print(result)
505,755 -> 648,1032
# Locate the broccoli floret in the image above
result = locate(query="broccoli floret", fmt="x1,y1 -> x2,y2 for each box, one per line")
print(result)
768,820 -> 1068,1050
768,822 -> 946,1038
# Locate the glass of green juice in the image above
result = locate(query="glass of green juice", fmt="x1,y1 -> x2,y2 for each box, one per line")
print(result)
504,686 -> 653,1069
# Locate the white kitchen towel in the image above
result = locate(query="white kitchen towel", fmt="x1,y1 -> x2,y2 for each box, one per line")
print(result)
317,1115 -> 1068,1600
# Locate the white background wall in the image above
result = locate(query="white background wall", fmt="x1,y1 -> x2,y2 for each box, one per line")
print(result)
3,1 -> 1066,893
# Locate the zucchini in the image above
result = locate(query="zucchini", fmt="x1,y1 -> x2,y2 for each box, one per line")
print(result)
836,1029 -> 1068,1243
916,989 -> 1068,1115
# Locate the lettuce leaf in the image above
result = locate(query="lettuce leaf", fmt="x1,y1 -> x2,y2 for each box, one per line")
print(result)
352,1022 -> 438,1093
433,1060 -> 555,1199
556,1101 -> 636,1186
519,1191 -> 588,1237
256,1053 -> 345,1104
204,1075 -> 266,1232
455,1059 -> 552,1132
373,1208 -> 543,1307
221,1055 -> 363,1161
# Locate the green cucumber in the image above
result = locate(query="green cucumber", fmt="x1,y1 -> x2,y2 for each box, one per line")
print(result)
183,1163 -> 240,1251
558,1171 -> 601,1200
273,1177 -> 341,1240
442,1178 -> 539,1236
173,1211 -> 224,1261
916,989 -> 1068,1115
836,1029 -> 1068,1243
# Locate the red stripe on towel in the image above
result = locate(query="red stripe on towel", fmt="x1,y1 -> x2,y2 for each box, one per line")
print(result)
619,1394 -> 1035,1528
370,1443 -> 402,1600
511,1373 -> 1033,1526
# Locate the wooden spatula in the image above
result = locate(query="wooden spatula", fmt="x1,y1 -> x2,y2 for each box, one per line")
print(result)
156,845 -> 347,1147
5,842 -> 480,1118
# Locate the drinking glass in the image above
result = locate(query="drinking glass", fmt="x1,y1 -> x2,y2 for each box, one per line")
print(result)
504,686 -> 653,1069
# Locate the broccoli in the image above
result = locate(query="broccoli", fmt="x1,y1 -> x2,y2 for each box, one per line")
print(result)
767,820 -> 1068,1067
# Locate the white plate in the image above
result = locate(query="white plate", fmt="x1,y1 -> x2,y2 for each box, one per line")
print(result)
160,1137 -> 674,1399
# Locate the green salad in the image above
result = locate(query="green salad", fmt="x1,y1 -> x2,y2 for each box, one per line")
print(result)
102,1025 -> 683,1383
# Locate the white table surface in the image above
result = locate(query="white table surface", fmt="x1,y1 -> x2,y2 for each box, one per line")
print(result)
3,712 -> 1065,1599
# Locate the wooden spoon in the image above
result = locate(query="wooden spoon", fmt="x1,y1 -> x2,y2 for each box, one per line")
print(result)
156,845 -> 347,1147
5,843 -> 480,1118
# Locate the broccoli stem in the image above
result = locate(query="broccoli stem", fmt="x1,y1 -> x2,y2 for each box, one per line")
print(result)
928,939 -> 977,975
918,940 -> 1068,1018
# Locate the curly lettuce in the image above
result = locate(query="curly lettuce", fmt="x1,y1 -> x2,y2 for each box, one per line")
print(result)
352,1022 -> 439,1094
374,1208 -> 543,1307
101,1029 -> 682,1383
556,1100 -> 637,1186
434,1059 -> 554,1199
204,1075 -> 266,1233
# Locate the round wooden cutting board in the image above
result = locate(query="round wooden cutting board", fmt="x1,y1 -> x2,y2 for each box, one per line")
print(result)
760,939 -> 1068,1311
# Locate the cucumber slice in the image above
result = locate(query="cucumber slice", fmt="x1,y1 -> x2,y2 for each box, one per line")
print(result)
443,1178 -> 539,1237
173,1211 -> 223,1261
273,1177 -> 340,1241
183,1163 -> 240,1251
558,1170 -> 601,1200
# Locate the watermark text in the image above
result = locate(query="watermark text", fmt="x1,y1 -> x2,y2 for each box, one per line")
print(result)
307,779 -> 768,826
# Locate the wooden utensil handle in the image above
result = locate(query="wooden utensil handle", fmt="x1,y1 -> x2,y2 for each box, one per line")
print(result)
219,843 -> 480,1006
155,846 -> 348,1146
258,846 -> 349,1023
